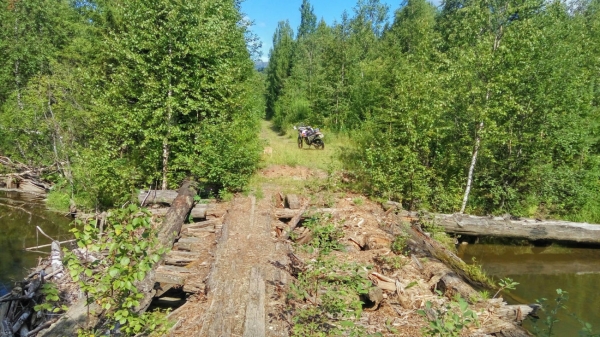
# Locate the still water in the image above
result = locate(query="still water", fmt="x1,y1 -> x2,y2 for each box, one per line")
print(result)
458,243 -> 600,336
0,191 -> 72,296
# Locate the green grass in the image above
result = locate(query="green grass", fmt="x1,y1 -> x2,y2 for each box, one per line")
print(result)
258,120 -> 349,172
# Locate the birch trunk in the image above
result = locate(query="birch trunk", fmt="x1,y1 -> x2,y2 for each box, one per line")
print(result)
460,121 -> 483,214
14,19 -> 23,111
162,43 -> 173,191
162,140 -> 169,190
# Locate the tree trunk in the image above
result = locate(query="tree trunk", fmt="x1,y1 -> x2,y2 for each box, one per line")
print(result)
400,210 -> 600,244
460,121 -> 483,214
162,140 -> 169,190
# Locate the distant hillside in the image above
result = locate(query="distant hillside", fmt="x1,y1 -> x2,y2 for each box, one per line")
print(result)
254,60 -> 268,71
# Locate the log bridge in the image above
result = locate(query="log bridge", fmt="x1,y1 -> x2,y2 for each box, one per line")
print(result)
39,185 -> 226,336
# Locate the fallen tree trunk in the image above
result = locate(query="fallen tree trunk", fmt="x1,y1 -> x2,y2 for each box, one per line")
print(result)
275,207 -> 353,219
150,203 -> 208,219
400,211 -> 600,245
138,190 -> 208,206
40,181 -> 196,337
137,181 -> 197,312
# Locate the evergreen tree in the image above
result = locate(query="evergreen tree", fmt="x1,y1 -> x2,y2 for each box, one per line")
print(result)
298,0 -> 317,40
265,21 -> 295,121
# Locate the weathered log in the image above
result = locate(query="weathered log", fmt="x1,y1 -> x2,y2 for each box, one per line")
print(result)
11,311 -> 30,333
138,190 -> 179,205
50,242 -> 63,279
138,190 -> 209,206
242,266 -> 266,337
150,203 -> 207,219
0,172 -> 49,194
285,194 -> 301,209
155,266 -> 193,285
163,251 -> 202,266
282,204 -> 308,240
26,318 -> 58,337
138,181 -> 196,310
401,210 -> 600,244
275,207 -> 352,219
182,219 -> 220,230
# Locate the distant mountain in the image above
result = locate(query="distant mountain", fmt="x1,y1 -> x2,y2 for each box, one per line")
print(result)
254,61 -> 268,71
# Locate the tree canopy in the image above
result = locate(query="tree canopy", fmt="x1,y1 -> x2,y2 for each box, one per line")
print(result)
264,0 -> 600,221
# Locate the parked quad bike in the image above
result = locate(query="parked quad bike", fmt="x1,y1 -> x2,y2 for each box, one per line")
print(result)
294,126 -> 324,150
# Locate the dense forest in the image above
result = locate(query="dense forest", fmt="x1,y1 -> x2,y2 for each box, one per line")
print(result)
1,0 -> 599,223
266,0 -> 600,222
0,0 -> 264,208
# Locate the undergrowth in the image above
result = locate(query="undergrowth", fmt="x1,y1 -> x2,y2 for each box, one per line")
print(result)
295,214 -> 345,254
287,214 -> 380,337
62,204 -> 172,336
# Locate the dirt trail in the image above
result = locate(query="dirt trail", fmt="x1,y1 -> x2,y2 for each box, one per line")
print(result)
171,193 -> 290,336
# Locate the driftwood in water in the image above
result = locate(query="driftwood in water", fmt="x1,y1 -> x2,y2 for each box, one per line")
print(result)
401,210 -> 600,244
40,181 -> 197,337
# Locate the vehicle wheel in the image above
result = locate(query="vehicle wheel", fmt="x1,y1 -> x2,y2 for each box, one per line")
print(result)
297,136 -> 303,149
314,139 -> 324,150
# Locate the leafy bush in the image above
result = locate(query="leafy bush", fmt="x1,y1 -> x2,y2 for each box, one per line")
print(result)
64,204 -> 170,336
417,297 -> 479,337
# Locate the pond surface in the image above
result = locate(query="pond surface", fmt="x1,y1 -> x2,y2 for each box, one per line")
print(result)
0,191 -> 72,296
458,243 -> 600,336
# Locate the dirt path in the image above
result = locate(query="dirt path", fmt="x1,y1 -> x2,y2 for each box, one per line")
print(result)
171,193 -> 290,336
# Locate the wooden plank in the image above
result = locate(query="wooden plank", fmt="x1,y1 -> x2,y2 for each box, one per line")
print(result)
139,190 -> 210,206
285,194 -> 301,209
182,219 -> 221,230
274,207 -> 352,219
402,211 -> 600,244
150,203 -> 207,219
185,227 -> 216,236
173,237 -> 208,251
183,279 -> 206,294
242,267 -> 265,337
164,251 -> 202,266
155,266 -> 193,285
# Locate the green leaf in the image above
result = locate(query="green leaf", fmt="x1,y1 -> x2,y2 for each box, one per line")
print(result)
340,321 -> 354,327
120,257 -> 131,266
109,268 -> 119,278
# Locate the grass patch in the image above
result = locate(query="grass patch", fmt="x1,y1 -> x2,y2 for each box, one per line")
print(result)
258,120 -> 348,172
46,190 -> 71,212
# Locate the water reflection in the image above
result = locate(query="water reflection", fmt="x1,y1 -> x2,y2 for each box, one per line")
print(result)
458,243 -> 600,336
0,191 -> 71,290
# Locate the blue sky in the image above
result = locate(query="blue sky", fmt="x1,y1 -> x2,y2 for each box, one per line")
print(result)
240,0 -> 442,61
